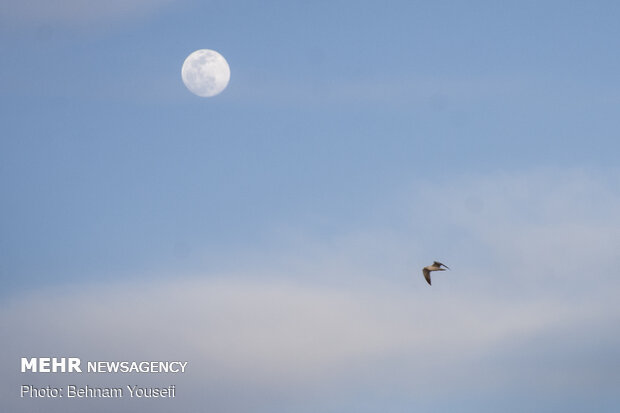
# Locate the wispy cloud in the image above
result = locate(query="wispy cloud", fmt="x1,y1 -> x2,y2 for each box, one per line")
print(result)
2,167 -> 619,412
228,71 -> 527,109
2,276 -> 618,412
0,0 -> 181,27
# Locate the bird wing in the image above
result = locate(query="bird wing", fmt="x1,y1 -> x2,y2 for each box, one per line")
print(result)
434,261 -> 450,269
423,268 -> 431,285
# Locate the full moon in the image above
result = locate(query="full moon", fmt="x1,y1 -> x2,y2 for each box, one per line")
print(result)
181,49 -> 230,97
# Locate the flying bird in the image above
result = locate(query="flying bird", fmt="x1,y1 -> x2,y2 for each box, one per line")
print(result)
422,261 -> 450,285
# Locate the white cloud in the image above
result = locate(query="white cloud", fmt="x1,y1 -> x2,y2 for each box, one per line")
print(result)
396,168 -> 620,289
2,275 -> 618,412
1,276 -> 609,401
1,167 -> 619,412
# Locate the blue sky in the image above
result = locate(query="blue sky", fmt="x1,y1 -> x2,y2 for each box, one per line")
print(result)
2,1 -> 620,412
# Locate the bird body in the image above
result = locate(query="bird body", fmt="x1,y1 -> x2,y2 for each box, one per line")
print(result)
422,261 -> 450,285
